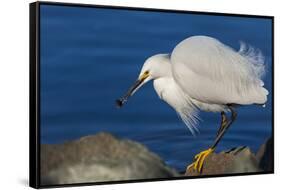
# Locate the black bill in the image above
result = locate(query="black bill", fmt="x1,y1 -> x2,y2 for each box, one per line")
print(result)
115,78 -> 144,108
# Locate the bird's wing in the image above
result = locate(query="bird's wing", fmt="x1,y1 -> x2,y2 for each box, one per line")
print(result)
171,36 -> 268,105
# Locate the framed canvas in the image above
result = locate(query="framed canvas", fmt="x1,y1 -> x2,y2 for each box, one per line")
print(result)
29,1 -> 274,188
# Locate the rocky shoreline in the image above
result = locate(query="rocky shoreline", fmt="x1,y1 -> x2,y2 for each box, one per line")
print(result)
41,132 -> 273,185
41,133 -> 179,185
185,137 -> 273,176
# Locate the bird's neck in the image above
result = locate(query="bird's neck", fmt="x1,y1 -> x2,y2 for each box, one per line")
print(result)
153,77 -> 188,101
153,77 -> 195,115
154,54 -> 173,79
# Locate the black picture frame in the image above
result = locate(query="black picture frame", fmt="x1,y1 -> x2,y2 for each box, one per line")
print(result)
29,1 -> 274,188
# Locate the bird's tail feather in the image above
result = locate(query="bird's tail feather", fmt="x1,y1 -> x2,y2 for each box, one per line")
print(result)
238,41 -> 266,79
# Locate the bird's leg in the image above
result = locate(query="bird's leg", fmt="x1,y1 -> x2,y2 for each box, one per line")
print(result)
211,106 -> 237,150
187,106 -> 237,173
216,112 -> 228,137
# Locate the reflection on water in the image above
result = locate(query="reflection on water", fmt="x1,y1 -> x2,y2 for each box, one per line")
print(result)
40,5 -> 272,171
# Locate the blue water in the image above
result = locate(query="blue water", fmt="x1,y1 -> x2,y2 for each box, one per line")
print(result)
40,4 -> 273,172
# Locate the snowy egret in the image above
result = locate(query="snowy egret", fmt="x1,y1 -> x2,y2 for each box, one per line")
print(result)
116,36 -> 268,173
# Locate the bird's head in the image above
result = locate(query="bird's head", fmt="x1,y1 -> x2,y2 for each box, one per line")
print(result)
116,54 -> 171,108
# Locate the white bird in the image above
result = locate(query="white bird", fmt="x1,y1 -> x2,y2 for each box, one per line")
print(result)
116,35 -> 268,173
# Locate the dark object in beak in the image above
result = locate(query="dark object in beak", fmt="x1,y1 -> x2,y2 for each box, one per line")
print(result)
116,78 -> 143,108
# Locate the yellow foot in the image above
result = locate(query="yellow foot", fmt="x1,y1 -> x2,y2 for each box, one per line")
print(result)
187,148 -> 214,173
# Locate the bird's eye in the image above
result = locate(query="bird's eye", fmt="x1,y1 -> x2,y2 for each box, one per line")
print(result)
144,71 -> 149,75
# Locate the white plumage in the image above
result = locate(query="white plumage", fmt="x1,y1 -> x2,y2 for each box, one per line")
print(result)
171,36 -> 268,105
117,35 -> 268,136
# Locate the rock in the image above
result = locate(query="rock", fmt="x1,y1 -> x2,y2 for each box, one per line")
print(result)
256,137 -> 273,172
185,138 -> 273,176
41,132 -> 179,185
185,146 -> 261,176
